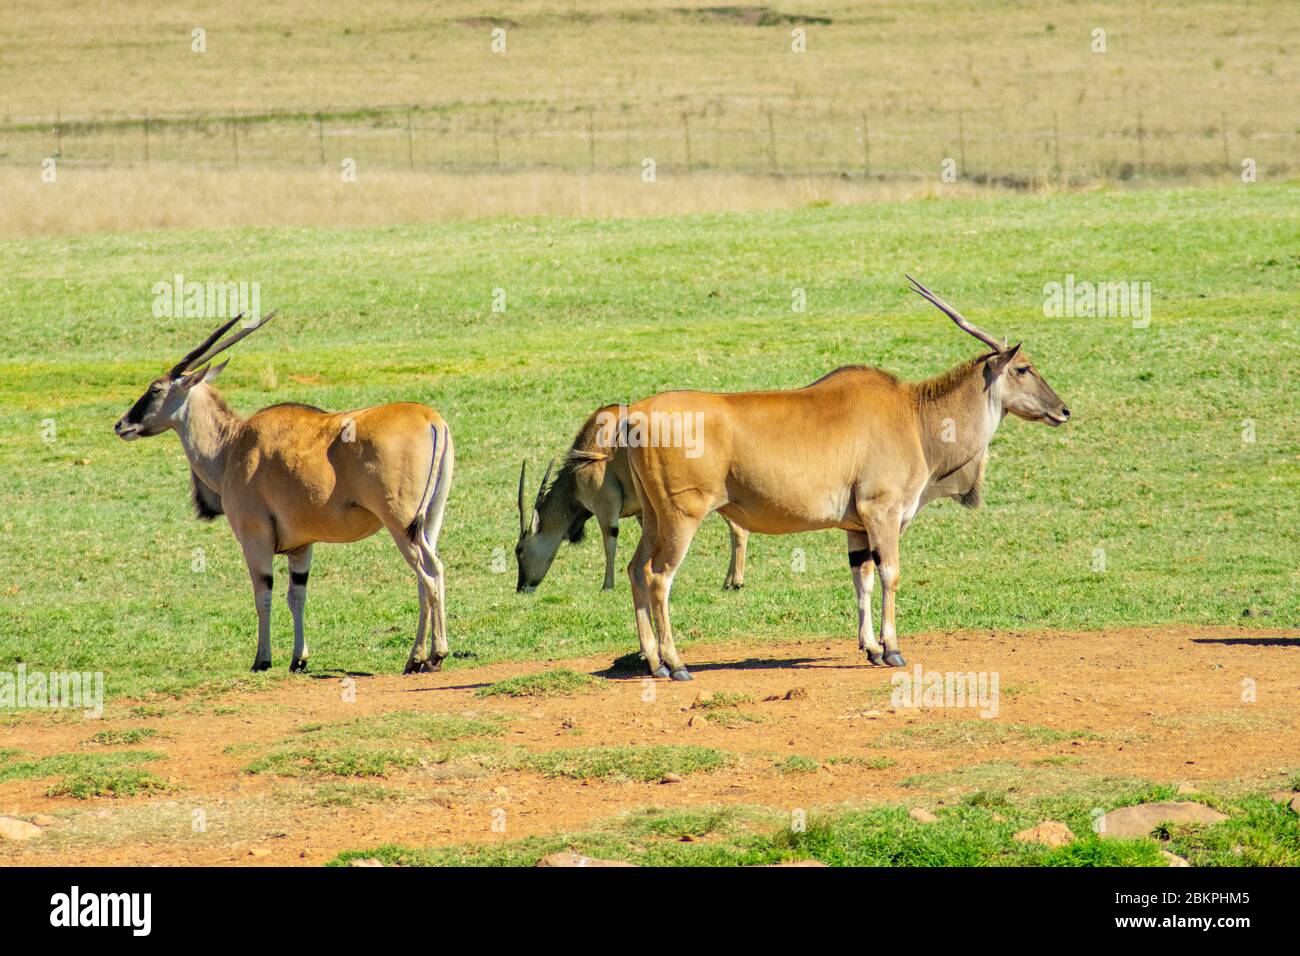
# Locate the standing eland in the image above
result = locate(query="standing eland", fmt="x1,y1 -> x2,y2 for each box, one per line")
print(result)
114,313 -> 455,674
623,276 -> 1070,680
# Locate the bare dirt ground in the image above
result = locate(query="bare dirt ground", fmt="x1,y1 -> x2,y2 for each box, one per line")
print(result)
2,625 -> 1296,866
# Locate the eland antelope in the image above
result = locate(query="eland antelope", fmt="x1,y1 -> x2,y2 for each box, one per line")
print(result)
515,407 -> 750,592
623,277 -> 1070,680
113,314 -> 455,675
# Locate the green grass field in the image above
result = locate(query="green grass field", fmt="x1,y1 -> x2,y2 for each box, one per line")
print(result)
1,183 -> 1296,702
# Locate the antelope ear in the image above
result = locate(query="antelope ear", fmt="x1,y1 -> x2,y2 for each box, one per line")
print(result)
987,342 -> 1022,376
181,359 -> 228,389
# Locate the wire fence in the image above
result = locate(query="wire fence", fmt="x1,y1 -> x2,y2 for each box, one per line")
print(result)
2,97 -> 1294,184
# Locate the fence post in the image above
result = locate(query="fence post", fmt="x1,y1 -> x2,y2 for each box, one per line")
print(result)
765,106 -> 777,172
861,111 -> 870,177
1137,111 -> 1145,174
957,109 -> 966,173
1220,113 -> 1230,172
1053,111 -> 1062,185
681,112 -> 692,172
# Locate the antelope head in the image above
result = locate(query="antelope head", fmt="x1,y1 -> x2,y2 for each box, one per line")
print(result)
514,457 -> 565,593
114,312 -> 276,440
906,275 -> 1071,427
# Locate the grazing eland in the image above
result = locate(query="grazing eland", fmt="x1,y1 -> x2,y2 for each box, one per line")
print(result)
623,276 -> 1070,680
515,406 -> 749,592
114,314 -> 455,674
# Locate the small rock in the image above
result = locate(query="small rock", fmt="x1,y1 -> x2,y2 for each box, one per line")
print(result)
687,715 -> 709,728
1096,802 -> 1228,840
660,772 -> 683,784
1291,795 -> 1300,816
1013,821 -> 1075,848
31,814 -> 58,828
862,710 -> 882,719
784,687 -> 809,701
1176,782 -> 1198,795
536,851 -> 635,868
248,847 -> 271,858
1160,850 -> 1191,868
349,858 -> 384,867
0,817 -> 42,842
908,807 -> 938,824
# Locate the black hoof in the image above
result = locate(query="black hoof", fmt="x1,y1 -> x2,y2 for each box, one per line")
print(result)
723,582 -> 744,591
289,658 -> 309,673
669,669 -> 693,682
652,665 -> 671,679
865,650 -> 885,666
251,660 -> 272,672
883,651 -> 906,668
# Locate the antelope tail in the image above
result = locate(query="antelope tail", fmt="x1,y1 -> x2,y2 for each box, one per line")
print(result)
405,424 -> 449,544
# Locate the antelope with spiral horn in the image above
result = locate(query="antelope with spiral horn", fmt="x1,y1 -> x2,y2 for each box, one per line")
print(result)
114,313 -> 455,674
622,277 -> 1070,680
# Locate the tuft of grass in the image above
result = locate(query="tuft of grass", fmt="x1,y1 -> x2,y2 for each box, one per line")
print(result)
242,711 -> 509,779
618,806 -> 744,841
88,727 -> 159,746
245,745 -> 421,779
689,691 -> 753,710
704,711 -> 765,728
0,750 -> 165,786
302,782 -> 407,808
476,669 -> 605,699
48,767 -> 173,799
294,711 -> 504,743
962,790 -> 1013,809
776,755 -> 821,775
825,755 -> 896,770
525,745 -> 734,782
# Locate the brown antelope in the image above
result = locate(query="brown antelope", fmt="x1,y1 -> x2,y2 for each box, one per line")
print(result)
113,314 -> 454,675
515,406 -> 749,592
624,277 -> 1070,680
